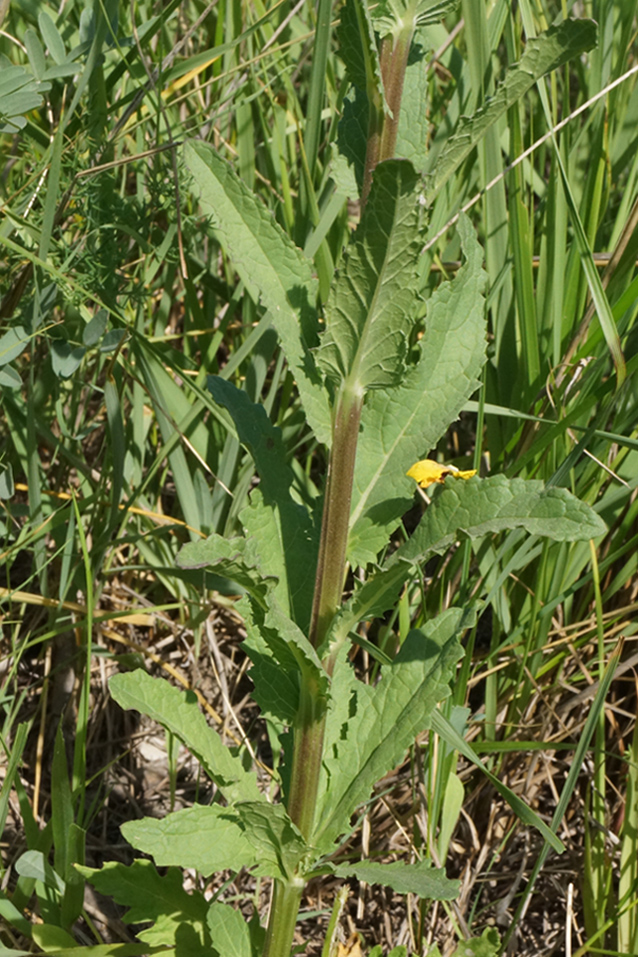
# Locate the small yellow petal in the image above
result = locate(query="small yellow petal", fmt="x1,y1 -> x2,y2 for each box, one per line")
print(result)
407,459 -> 477,489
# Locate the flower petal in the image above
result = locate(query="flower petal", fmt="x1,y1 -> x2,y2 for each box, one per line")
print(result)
407,459 -> 477,489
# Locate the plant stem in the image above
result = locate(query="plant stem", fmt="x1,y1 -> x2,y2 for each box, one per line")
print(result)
262,878 -> 304,957
262,384 -> 364,957
362,24 -> 414,205
378,29 -> 412,162
310,384 -> 363,652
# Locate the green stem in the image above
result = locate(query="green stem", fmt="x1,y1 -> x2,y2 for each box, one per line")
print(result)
378,29 -> 412,162
262,879 -> 304,957
362,25 -> 414,205
262,385 -> 364,957
310,384 -> 363,651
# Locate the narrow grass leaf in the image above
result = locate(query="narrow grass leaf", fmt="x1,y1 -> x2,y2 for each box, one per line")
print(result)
502,641 -> 623,947
430,711 -> 564,853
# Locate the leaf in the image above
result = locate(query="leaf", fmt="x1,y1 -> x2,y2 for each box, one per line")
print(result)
430,710 -> 563,854
394,473 -> 608,565
316,159 -> 424,393
50,341 -> 86,378
313,606 -> 470,851
235,802 -> 308,882
337,0 -> 387,115
109,670 -> 264,804
185,140 -> 332,446
240,592 -> 329,724
31,925 -> 75,951
82,309 -> 107,347
333,859 -> 459,899
394,44 -> 430,173
0,365 -> 21,388
319,558 -> 413,661
348,214 -> 486,565
373,0 -> 460,38
78,860 -> 209,948
99,328 -> 126,353
207,903 -> 252,957
335,88 -> 369,196
38,11 -> 67,65
0,326 -> 30,367
15,850 -> 65,894
177,532 -> 274,603
0,466 -> 14,499
240,598 -> 304,724
24,29 -> 46,80
426,19 -> 598,200
207,376 -> 318,628
121,803 -> 306,881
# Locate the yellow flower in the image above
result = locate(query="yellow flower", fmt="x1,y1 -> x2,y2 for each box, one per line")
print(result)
407,458 -> 477,489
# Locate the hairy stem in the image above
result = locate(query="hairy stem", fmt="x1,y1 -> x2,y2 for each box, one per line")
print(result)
262,384 -> 364,957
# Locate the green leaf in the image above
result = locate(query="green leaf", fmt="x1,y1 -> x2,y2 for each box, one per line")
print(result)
78,860 -> 208,948
319,559 -> 413,661
240,598 -> 304,724
0,365 -> 22,388
50,341 -> 86,379
24,29 -> 46,80
82,309 -> 107,347
348,214 -> 486,565
38,11 -> 67,65
185,140 -> 331,446
449,927 -> 501,957
240,593 -> 328,724
337,0 -> 386,111
235,802 -> 308,882
0,326 -> 30,367
395,474 -> 608,565
109,670 -> 264,804
14,850 -> 65,896
0,465 -> 14,499
313,606 -> 470,851
121,803 -> 306,881
394,44 -> 430,173
316,159 -> 423,393
426,19 -> 598,200
19,945 -> 151,957
333,859 -> 459,899
99,328 -> 126,353
177,532 -> 274,603
373,0 -> 460,38
31,925 -> 75,952
430,711 -> 564,853
207,376 -> 318,628
207,903 -> 252,957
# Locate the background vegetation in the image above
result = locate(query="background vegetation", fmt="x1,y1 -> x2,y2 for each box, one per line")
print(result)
1,0 -> 637,954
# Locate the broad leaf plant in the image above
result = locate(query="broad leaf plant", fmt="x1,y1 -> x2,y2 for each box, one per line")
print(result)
78,4 -> 603,956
